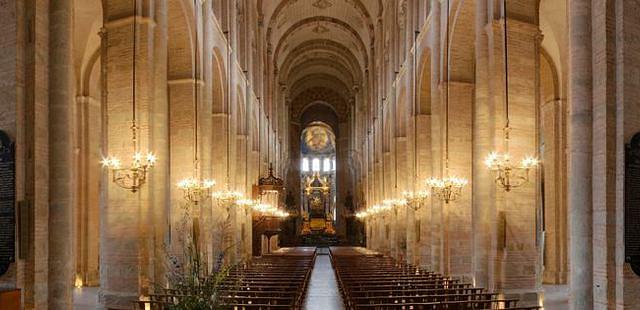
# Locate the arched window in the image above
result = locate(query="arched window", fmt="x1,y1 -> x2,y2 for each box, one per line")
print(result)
312,158 -> 321,172
301,157 -> 309,172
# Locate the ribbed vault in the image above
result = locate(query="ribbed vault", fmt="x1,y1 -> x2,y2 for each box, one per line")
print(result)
261,0 -> 372,125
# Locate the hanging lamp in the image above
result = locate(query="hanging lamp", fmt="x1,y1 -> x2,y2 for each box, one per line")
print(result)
427,0 -> 468,204
102,0 -> 156,192
177,0 -> 216,204
484,0 -> 539,192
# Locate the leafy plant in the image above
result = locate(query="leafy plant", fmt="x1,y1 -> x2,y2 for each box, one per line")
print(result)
160,206 -> 239,309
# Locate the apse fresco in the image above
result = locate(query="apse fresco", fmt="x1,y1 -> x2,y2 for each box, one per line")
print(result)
301,121 -> 336,154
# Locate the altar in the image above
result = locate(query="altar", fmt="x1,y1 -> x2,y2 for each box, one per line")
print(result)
301,172 -> 336,235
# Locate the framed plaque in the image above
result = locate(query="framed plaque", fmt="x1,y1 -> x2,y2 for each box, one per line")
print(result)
0,130 -> 16,276
625,132 -> 640,276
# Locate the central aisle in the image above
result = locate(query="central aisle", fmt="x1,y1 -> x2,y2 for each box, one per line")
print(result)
303,252 -> 345,310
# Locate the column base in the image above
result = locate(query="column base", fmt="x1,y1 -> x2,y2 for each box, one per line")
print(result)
98,290 -> 138,310
502,289 -> 543,307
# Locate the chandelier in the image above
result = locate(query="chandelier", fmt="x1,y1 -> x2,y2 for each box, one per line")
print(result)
383,198 -> 407,209
428,0 -> 467,204
427,176 -> 468,204
251,203 -> 289,218
213,184 -> 243,208
178,178 -> 216,204
176,1 -> 216,204
102,0 -> 156,193
484,0 -> 539,192
402,190 -> 429,211
356,203 -> 392,219
355,206 -> 375,219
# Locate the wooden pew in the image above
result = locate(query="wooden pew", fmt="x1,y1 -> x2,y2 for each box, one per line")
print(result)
133,247 -> 316,309
330,247 -> 540,310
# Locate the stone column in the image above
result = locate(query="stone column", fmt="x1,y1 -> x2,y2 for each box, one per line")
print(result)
472,0 -> 493,288
567,0 -> 593,308
150,0 -> 169,287
100,0 -> 168,307
75,96 -> 102,287
417,113 -> 432,268
444,81 -> 474,280
48,0 -> 74,308
541,99 -> 567,284
429,0 -> 443,274
590,0 -> 618,307
495,18 -> 541,302
210,110 -> 228,261
168,79 -> 197,254
337,120 -> 350,236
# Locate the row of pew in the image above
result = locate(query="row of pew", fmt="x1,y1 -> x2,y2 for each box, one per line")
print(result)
133,247 -> 316,309
330,247 -> 541,310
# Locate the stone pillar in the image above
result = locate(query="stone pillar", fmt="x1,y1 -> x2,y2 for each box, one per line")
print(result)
472,0 -> 493,289
590,0 -> 618,307
17,0 -> 53,308
567,0 -> 593,308
541,99 -> 568,284
100,0 -> 168,307
337,120 -> 350,237
48,0 -> 74,308
417,114 -> 432,268
150,0 -> 169,287
75,96 -> 102,287
210,111 -> 228,262
429,0 -> 443,274
444,81 -> 473,280
495,18 -> 541,302
168,79 -> 196,254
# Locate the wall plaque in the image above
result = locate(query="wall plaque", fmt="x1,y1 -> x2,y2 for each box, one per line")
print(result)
0,130 -> 15,276
625,132 -> 640,277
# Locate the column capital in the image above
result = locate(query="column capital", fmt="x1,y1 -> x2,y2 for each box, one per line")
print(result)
487,18 -> 541,38
104,15 -> 157,30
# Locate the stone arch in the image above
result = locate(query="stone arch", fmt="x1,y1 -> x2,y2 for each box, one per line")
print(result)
300,102 -> 339,135
235,86 -> 246,135
396,87 -> 408,136
417,49 -> 431,115
448,0 -> 475,83
211,47 -> 226,114
273,16 -> 369,67
168,0 -> 195,79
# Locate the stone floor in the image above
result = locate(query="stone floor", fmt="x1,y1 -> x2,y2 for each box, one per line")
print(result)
303,252 -> 345,310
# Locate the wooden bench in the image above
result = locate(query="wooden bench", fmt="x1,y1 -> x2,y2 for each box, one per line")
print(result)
330,247 -> 540,310
133,247 -> 316,309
